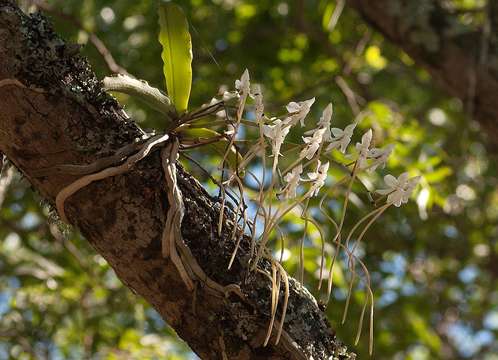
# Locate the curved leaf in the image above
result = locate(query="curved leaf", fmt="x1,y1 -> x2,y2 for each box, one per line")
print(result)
102,75 -> 175,119
158,2 -> 192,113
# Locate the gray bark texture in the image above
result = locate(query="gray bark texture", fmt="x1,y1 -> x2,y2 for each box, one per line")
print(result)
0,1 -> 355,359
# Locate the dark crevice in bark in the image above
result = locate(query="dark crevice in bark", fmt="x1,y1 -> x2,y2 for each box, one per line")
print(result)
0,1 -> 354,359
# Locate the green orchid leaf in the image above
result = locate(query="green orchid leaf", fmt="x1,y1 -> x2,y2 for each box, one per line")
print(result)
158,1 -> 192,113
179,127 -> 243,171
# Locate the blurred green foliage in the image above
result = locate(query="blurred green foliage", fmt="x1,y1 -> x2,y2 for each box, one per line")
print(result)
1,0 -> 498,359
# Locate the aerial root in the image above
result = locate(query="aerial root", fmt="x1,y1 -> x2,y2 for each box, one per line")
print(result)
56,134 -> 170,223
52,133 -> 302,355
258,257 -> 290,347
161,140 -> 194,291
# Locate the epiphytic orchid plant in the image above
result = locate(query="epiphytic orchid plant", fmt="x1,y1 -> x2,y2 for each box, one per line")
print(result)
96,2 -> 422,355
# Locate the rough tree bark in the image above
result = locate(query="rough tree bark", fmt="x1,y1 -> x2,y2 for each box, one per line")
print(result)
0,2 -> 355,359
347,0 -> 498,147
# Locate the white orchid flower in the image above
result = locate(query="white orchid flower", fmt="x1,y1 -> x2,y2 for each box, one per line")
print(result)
367,143 -> 394,172
283,97 -> 315,127
355,129 -> 373,169
307,161 -> 330,196
326,123 -> 356,153
406,175 -> 421,194
305,103 -> 333,142
222,91 -> 239,101
281,165 -> 303,199
300,128 -> 326,160
377,172 -> 420,207
235,69 -> 250,96
263,119 -> 290,158
318,103 -> 333,142
317,103 -> 333,128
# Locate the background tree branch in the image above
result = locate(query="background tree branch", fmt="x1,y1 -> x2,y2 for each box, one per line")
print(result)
347,0 -> 498,148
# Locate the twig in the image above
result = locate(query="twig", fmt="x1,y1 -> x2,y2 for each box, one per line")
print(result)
326,0 -> 345,33
32,0 -> 129,75
335,75 -> 361,116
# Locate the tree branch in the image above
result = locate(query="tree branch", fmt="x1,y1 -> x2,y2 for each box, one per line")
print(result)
347,0 -> 498,147
0,2 -> 354,359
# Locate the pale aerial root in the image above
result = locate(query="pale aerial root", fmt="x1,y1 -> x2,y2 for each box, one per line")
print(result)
274,261 -> 290,345
52,133 -> 304,356
257,254 -> 290,347
268,262 -> 280,346
227,175 -> 248,270
158,141 -> 253,301
51,132 -> 239,294
54,133 -> 191,291
56,134 -> 170,223
160,141 -> 194,291
161,143 -> 300,354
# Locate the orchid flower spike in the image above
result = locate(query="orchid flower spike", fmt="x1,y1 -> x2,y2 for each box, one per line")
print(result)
377,172 -> 421,207
307,160 -> 330,196
326,123 -> 356,153
263,119 -> 290,158
283,97 -> 315,127
281,165 -> 303,199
